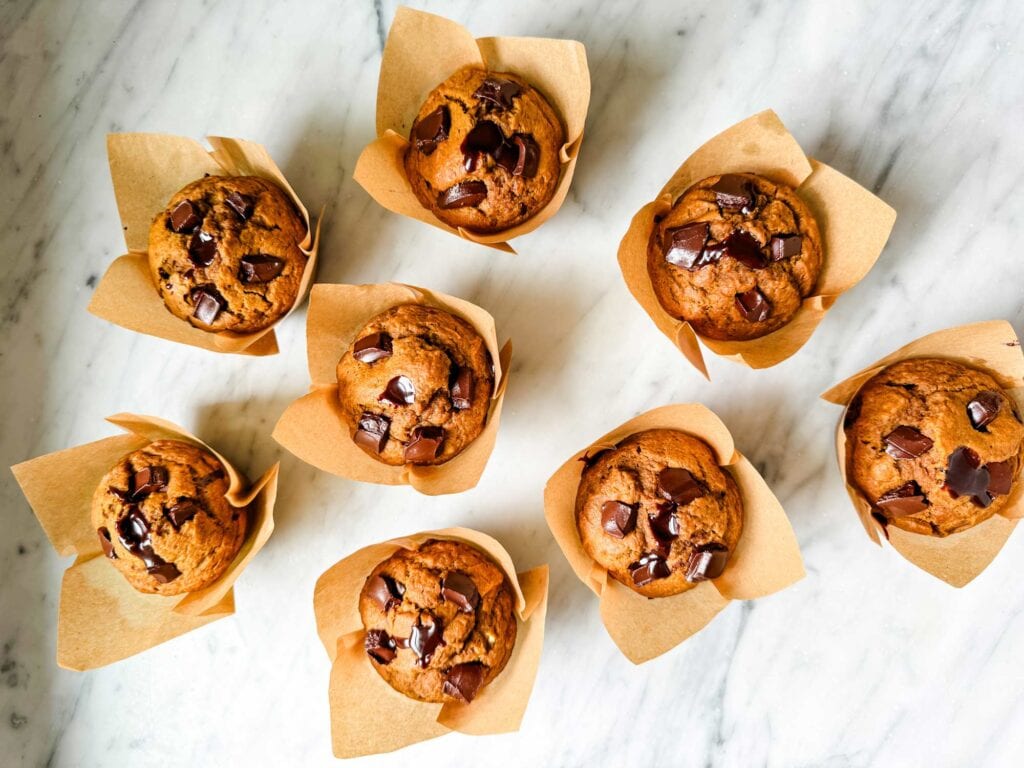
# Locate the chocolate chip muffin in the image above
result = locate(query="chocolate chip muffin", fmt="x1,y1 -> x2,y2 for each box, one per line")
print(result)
574,429 -> 744,598
845,358 -> 1024,537
359,539 -> 517,704
404,67 -> 564,234
148,175 -> 308,333
647,173 -> 822,341
90,440 -> 247,595
336,304 -> 494,466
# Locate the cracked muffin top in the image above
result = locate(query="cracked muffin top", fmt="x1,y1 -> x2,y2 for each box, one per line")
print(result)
845,358 -> 1024,537
148,175 -> 308,333
647,172 -> 822,341
403,67 -> 565,234
90,439 -> 248,595
359,539 -> 517,704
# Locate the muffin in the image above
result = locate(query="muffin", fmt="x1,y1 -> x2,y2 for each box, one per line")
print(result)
647,172 -> 822,341
574,429 -> 744,598
404,67 -> 564,234
90,440 -> 248,595
336,304 -> 494,466
845,358 -> 1024,537
359,539 -> 517,704
148,175 -> 308,333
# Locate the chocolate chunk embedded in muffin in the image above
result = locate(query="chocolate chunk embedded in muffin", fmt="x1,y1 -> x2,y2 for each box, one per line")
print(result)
90,440 -> 247,595
647,172 -> 822,341
336,304 -> 494,466
404,67 -> 565,234
574,429 -> 744,598
845,358 -> 1024,537
148,175 -> 308,333
359,539 -> 517,703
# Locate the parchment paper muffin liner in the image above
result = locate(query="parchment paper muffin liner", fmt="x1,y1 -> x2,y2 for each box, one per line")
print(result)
544,403 -> 804,664
313,527 -> 548,758
354,6 -> 590,253
10,414 -> 279,670
272,283 -> 511,495
88,133 -> 322,355
618,109 -> 897,377
821,320 -> 1024,587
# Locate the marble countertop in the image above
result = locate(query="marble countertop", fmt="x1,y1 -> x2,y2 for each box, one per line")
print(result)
3,1 -> 1024,765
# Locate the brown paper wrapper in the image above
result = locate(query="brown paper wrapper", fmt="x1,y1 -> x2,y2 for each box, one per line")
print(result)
272,283 -> 512,495
543,404 -> 804,664
87,133 -> 322,355
312,528 -> 548,758
353,6 -> 590,253
618,110 -> 897,377
821,320 -> 1024,587
10,414 -> 279,670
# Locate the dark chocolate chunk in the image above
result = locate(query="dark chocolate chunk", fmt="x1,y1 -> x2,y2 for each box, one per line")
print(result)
354,412 -> 391,454
438,181 -> 488,209
986,459 -> 1014,496
442,662 -> 486,703
109,485 -> 132,503
461,120 -> 505,171
353,332 -> 392,363
404,425 -> 444,463
649,502 -> 681,545
663,222 -> 710,270
600,500 -> 637,539
628,553 -> 671,586
441,572 -> 480,613
657,467 -> 704,505
769,234 -> 802,261
413,105 -> 451,155
148,562 -> 182,583
380,375 -> 415,406
711,175 -> 755,212
450,366 -> 474,410
883,426 -> 934,460
967,391 -> 1002,431
875,481 -> 929,516
225,192 -> 254,220
188,230 -> 218,267
132,466 -> 168,500
239,254 -> 285,283
685,544 -> 729,582
366,574 -> 405,611
115,507 -> 180,583
495,134 -> 539,177
579,448 -> 612,468
97,527 -> 116,559
473,77 -> 522,111
365,629 -> 397,664
735,288 -> 771,322
164,499 -> 199,529
944,447 -> 994,507
191,285 -> 226,325
870,510 -> 891,540
407,616 -> 445,668
723,231 -> 767,269
169,200 -> 201,234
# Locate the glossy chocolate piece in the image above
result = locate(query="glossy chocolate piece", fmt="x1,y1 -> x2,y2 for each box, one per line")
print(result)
723,231 -> 767,269
238,254 -> 285,283
473,77 -> 522,111
380,375 -> 415,406
97,527 -> 116,559
657,467 -> 704,505
404,425 -> 444,463
365,629 -> 397,664
663,222 -> 710,270
170,200 -> 201,234
225,192 -> 254,220
600,500 -> 637,539
353,332 -> 392,363
770,234 -> 802,261
132,466 -> 168,500
191,285 -> 226,325
685,544 -> 729,582
711,175 -> 755,212
164,500 -> 199,530
450,366 -> 474,410
443,662 -> 486,703
883,426 -> 934,460
441,572 -> 480,613
986,459 -> 1014,496
628,553 -> 670,586
967,391 -> 1002,431
413,105 -> 451,155
407,616 -> 445,668
438,181 -> 488,209
944,447 -> 994,507
495,133 -> 539,177
648,502 -> 681,544
115,506 -> 181,583
354,412 -> 391,454
735,288 -> 771,322
461,120 -> 505,171
188,230 -> 218,267
366,574 -> 405,611
875,481 -> 929,516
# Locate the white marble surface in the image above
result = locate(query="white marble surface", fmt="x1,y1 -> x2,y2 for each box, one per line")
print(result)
2,0 -> 1024,765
